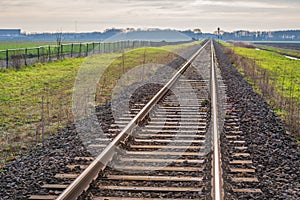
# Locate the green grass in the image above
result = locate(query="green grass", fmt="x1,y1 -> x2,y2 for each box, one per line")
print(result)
0,58 -> 85,150
0,42 -> 98,60
0,41 -> 201,164
226,43 -> 300,103
222,41 -> 300,140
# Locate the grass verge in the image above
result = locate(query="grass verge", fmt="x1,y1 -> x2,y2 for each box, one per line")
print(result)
220,41 -> 300,140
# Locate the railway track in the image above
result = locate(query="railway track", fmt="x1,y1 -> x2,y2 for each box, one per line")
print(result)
29,40 -> 262,200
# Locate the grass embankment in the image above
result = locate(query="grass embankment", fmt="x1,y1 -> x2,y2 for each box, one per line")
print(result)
0,58 -> 84,164
221,41 -> 300,140
0,41 -> 201,166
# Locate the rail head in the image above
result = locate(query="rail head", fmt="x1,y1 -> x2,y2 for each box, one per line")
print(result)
56,39 -> 210,200
211,39 -> 223,200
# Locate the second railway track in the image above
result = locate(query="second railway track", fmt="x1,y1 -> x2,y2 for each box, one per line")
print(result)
29,40 -> 262,200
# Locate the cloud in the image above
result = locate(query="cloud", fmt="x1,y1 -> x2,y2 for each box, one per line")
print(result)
0,0 -> 36,11
192,0 -> 289,9
0,0 -> 299,33
0,0 -> 34,7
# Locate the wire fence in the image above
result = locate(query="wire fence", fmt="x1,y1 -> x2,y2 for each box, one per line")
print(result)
0,40 -> 189,69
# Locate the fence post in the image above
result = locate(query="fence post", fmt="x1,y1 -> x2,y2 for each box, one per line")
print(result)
92,42 -> 95,54
6,49 -> 9,68
71,43 -> 73,58
48,45 -> 51,61
41,96 -> 45,143
86,43 -> 89,56
79,43 -> 82,57
99,42 -> 101,53
37,47 -> 40,62
25,48 -> 27,66
61,45 -> 63,59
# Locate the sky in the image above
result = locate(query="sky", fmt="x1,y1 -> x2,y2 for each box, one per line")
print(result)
0,0 -> 299,33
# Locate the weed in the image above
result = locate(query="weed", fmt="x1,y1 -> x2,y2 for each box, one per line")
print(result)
201,99 -> 210,107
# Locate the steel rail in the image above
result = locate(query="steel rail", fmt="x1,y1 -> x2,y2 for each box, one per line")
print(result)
56,40 -> 210,200
211,40 -> 223,200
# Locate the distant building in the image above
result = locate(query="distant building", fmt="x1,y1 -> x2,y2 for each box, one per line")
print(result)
0,29 -> 21,36
234,30 -> 251,38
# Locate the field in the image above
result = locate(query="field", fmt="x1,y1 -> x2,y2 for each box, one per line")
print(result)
0,41 -> 55,50
0,41 -> 201,166
231,46 -> 300,101
254,42 -> 300,51
224,42 -> 300,101
254,42 -> 300,58
222,41 -> 300,138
